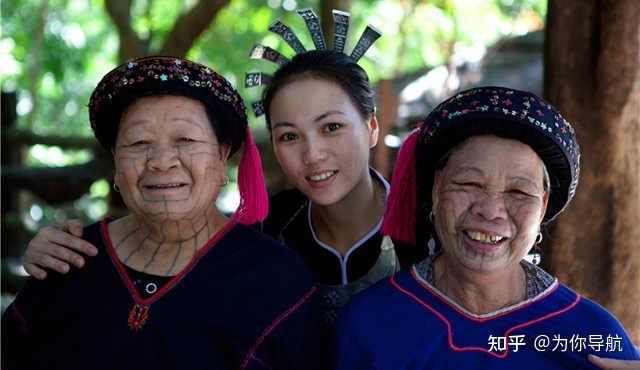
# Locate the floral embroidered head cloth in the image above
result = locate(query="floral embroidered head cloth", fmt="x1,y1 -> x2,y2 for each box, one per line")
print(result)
88,55 -> 267,225
89,56 -> 247,153
382,86 -> 581,245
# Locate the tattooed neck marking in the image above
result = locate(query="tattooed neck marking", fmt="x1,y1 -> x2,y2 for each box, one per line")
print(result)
113,216 -> 216,276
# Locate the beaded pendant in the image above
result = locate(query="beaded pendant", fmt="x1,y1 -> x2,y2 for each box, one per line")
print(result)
128,303 -> 149,332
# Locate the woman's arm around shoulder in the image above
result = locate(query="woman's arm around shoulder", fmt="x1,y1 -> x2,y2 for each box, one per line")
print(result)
23,219 -> 98,279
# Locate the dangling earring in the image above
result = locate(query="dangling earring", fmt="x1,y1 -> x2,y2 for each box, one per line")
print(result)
113,183 -> 121,193
530,231 -> 543,277
531,232 -> 543,265
427,211 -> 436,255
221,176 -> 230,187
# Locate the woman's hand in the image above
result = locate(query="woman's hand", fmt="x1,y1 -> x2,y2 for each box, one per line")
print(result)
589,354 -> 640,369
23,219 -> 97,280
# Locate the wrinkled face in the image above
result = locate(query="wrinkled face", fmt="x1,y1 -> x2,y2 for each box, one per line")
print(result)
113,95 -> 229,222
432,135 -> 549,274
269,77 -> 378,206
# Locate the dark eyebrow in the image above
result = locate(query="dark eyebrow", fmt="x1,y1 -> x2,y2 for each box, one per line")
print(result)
271,110 -> 346,131
271,121 -> 296,131
315,110 -> 345,122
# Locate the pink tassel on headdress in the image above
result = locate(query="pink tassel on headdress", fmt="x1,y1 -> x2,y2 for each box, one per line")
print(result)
232,126 -> 269,225
381,124 -> 421,245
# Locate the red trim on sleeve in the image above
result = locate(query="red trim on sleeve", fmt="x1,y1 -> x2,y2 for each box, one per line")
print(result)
241,285 -> 317,369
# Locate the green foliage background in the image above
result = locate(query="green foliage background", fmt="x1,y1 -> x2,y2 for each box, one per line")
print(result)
1,0 -> 547,225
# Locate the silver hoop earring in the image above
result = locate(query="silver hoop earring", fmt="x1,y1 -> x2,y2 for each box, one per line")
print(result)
113,183 -> 120,193
429,210 -> 434,224
221,176 -> 229,187
536,231 -> 543,244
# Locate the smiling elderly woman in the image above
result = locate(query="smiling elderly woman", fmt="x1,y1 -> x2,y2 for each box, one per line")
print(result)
1,56 -> 324,369
332,86 -> 640,369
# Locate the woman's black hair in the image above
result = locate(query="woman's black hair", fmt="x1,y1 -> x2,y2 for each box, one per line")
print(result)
262,50 -> 376,132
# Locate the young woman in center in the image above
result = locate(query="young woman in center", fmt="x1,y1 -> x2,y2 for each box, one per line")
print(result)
259,50 -> 422,326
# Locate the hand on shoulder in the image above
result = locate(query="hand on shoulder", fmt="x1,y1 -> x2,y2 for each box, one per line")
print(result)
589,354 -> 640,370
23,219 -> 97,279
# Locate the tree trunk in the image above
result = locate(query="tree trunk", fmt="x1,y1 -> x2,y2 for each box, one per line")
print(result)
161,0 -> 230,57
544,0 -> 640,342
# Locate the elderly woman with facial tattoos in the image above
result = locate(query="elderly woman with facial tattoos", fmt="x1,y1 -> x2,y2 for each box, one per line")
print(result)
1,56 -> 324,370
332,86 -> 640,369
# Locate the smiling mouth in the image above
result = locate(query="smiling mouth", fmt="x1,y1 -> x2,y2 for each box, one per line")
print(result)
145,183 -> 186,190
466,230 -> 504,244
308,171 -> 336,182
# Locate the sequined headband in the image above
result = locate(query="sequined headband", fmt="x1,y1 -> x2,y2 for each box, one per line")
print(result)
244,8 -> 382,117
89,56 -> 247,151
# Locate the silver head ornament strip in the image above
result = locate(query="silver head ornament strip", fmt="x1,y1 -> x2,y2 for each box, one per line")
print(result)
268,19 -> 307,54
248,8 -> 382,117
244,72 -> 272,88
351,24 -> 382,61
251,101 -> 265,117
249,44 -> 290,66
332,10 -> 351,54
297,8 -> 326,51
